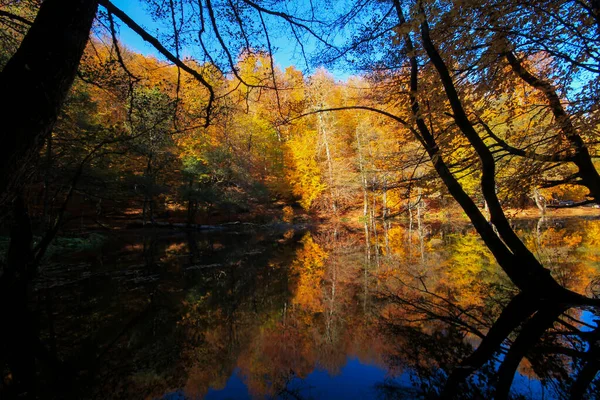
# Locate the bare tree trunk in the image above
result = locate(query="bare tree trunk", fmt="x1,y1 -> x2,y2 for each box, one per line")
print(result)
417,190 -> 425,263
326,253 -> 337,343
42,134 -> 53,230
363,253 -> 369,313
186,178 -> 198,227
533,188 -> 547,216
143,154 -> 154,226
356,126 -> 372,273
356,127 -> 370,225
382,176 -> 391,255
371,187 -> 380,274
319,112 -> 337,214
408,200 -> 413,259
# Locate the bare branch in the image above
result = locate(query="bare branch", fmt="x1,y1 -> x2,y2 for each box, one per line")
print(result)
99,0 -> 214,126
0,9 -> 32,26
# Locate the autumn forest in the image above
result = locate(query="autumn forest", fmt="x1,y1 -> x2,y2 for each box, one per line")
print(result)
1,0 -> 600,399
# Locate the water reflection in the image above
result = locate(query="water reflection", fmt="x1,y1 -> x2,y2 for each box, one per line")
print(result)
24,218 -> 600,399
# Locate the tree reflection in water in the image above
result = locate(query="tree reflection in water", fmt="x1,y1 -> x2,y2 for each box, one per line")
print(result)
19,219 -> 600,399
381,279 -> 600,399
375,217 -> 600,399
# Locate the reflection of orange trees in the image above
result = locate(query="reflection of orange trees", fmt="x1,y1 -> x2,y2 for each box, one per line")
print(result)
380,221 -> 600,335
526,226 -> 582,259
290,233 -> 327,313
172,233 -> 334,399
380,229 -> 505,310
236,233 -> 326,397
361,223 -> 600,398
177,295 -> 232,398
258,234 -> 386,395
184,363 -> 229,399
582,220 -> 600,266
383,225 -> 434,261
524,224 -> 597,295
383,221 -> 600,306
379,280 -> 486,393
383,226 -> 410,259
441,233 -> 502,308
282,206 -> 294,223
235,229 -> 387,398
237,316 -> 315,398
378,230 -> 511,360
160,242 -> 188,263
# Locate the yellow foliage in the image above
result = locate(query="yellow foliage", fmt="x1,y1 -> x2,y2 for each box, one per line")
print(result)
282,206 -> 294,223
442,233 -> 497,308
290,234 -> 328,312
583,220 -> 600,248
384,226 -> 409,258
285,130 -> 327,210
540,184 -> 589,202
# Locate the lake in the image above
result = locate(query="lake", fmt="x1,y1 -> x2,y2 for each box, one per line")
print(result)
31,217 -> 600,399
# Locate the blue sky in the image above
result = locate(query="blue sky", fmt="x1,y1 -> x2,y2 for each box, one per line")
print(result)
109,1 -> 170,56
108,0 -> 352,80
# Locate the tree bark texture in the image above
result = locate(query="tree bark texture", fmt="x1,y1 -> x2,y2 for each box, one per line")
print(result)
0,0 -> 99,209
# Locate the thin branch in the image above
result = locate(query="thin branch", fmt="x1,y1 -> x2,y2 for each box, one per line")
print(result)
0,10 -> 32,26
475,113 -> 574,162
99,0 -> 214,126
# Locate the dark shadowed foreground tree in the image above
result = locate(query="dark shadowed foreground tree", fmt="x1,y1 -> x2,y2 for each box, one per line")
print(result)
0,2 -> 99,395
0,0 -> 98,207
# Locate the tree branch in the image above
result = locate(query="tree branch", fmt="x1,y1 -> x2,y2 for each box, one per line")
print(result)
99,0 -> 214,126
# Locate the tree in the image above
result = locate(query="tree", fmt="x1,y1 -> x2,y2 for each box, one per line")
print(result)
0,0 -> 99,206
310,0 -> 600,395
0,2 -> 99,394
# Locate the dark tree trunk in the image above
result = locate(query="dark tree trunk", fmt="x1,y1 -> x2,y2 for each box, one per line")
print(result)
416,13 -> 574,296
441,292 -> 540,398
493,304 -> 567,399
0,195 -> 37,396
0,0 -> 98,395
0,0 -> 99,209
186,178 -> 198,227
42,134 -> 53,230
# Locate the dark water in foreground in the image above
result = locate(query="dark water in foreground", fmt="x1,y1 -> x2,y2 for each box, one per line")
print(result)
28,218 -> 600,399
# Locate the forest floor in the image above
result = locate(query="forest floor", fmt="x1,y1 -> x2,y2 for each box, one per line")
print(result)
335,205 -> 600,229
508,206 -> 600,219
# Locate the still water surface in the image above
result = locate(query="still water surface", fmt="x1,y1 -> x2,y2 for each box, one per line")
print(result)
34,217 -> 600,399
